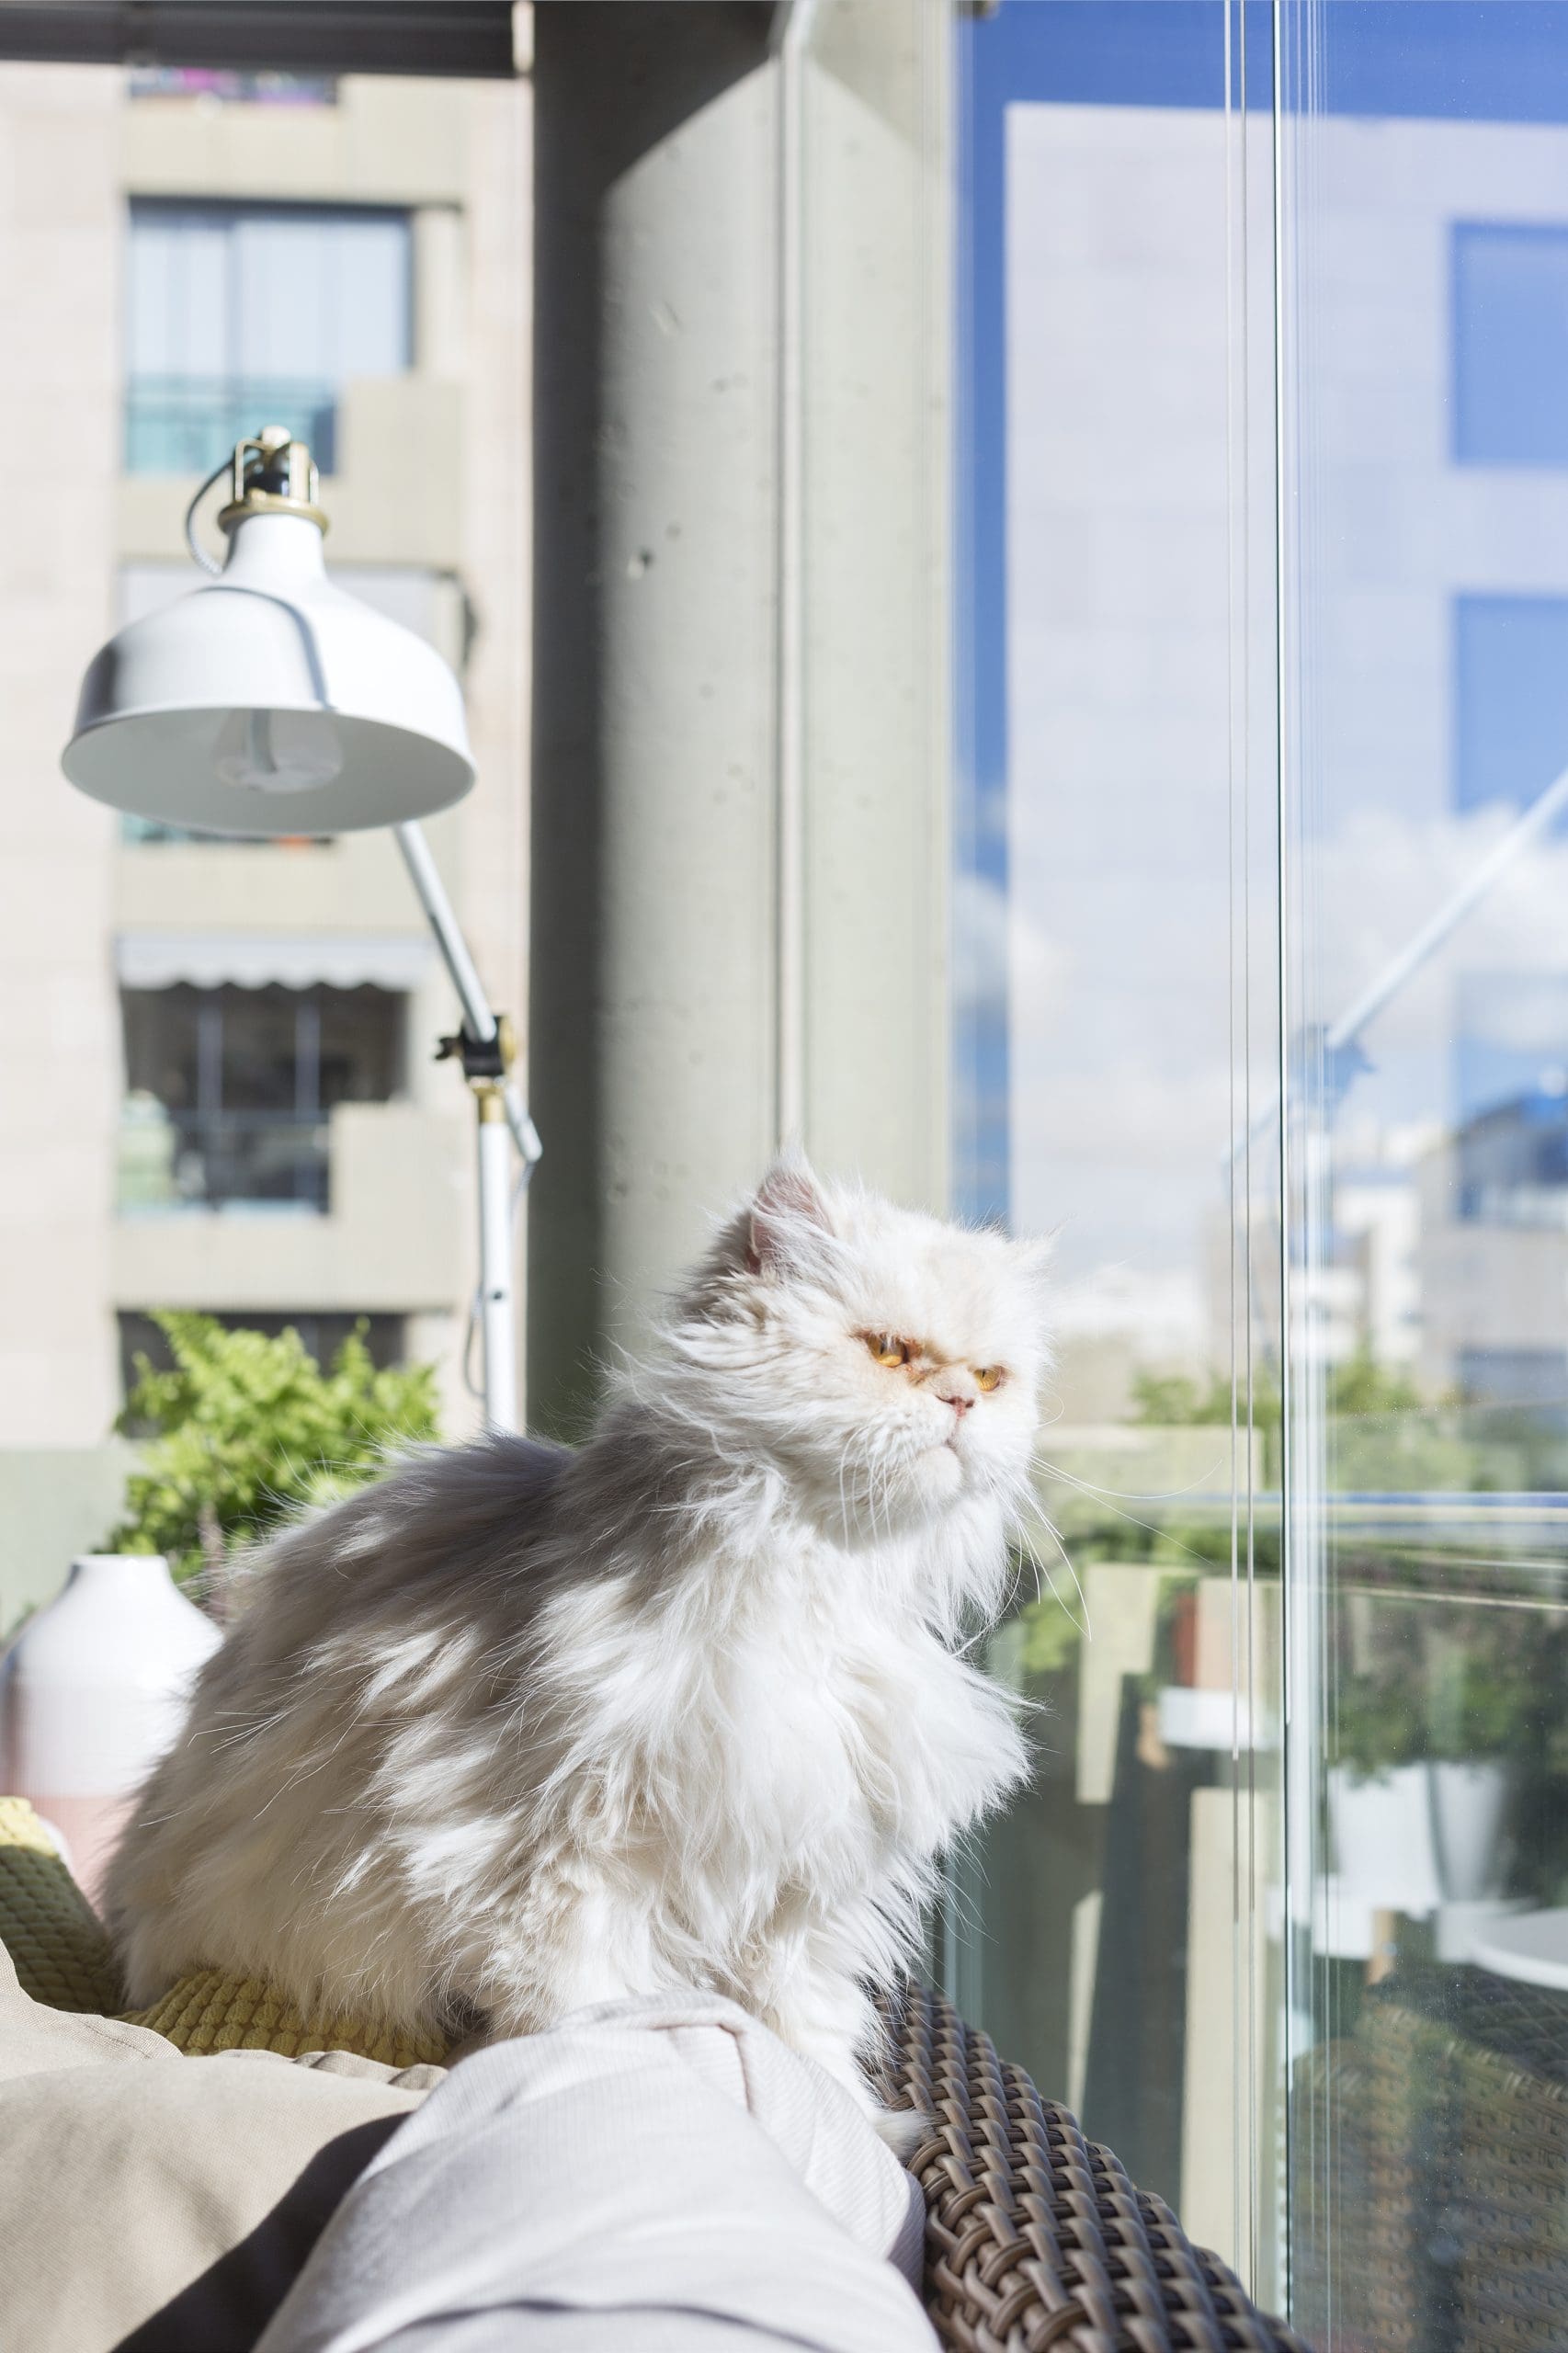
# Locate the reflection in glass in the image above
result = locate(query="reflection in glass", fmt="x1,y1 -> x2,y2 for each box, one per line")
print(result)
1278,9 -> 1568,2346
958,2 -> 1568,2337
955,0 -> 1282,2296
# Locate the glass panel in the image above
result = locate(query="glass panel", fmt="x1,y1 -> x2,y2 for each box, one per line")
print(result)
231,207 -> 411,381
318,984 -> 403,1108
124,376 -> 339,474
1276,6 -> 1568,2346
122,983 -> 201,1111
965,4 -> 1568,2331
126,204 -> 231,379
125,199 -> 412,473
217,984 -> 299,1113
954,0 -> 1283,2299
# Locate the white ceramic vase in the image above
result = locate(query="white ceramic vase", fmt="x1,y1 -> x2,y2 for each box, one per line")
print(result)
1430,1757 -> 1512,1902
0,1553 -> 221,1909
1327,1761 -> 1443,1915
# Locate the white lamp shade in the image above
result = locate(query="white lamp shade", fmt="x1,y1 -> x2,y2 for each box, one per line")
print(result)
62,512 -> 474,835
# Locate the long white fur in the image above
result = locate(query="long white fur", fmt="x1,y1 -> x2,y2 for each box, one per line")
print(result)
105,1156 -> 1046,2116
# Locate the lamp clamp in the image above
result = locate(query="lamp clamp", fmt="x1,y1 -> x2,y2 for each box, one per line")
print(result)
436,1011 -> 517,1089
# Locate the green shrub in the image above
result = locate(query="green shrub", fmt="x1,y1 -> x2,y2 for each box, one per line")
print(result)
1130,1364 -> 1281,1430
106,1313 -> 440,1590
1333,1668 -> 1426,1782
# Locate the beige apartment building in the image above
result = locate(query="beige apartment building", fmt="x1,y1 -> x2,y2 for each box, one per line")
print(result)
0,61 -> 529,1597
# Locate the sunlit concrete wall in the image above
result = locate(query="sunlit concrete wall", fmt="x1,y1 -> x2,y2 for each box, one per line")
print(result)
0,64 -> 123,1448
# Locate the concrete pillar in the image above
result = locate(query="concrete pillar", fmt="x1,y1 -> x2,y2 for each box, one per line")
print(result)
528,0 -> 949,1434
793,2 -> 952,1198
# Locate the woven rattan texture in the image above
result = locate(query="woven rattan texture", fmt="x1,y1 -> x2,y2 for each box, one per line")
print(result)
1290,2037 -> 1421,2353
1293,1967 -> 1568,2353
0,1796 -> 123,2013
877,1982 -> 1312,2353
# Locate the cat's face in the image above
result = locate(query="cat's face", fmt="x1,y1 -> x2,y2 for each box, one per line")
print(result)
675,1157 -> 1050,1542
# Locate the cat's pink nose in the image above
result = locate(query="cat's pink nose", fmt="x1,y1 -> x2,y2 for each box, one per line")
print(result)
947,1394 -> 973,1418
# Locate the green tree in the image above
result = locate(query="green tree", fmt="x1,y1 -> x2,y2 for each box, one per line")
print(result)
1131,1354 -> 1426,1436
106,1313 -> 440,1591
1130,1365 -> 1281,1431
1327,1352 -> 1423,1420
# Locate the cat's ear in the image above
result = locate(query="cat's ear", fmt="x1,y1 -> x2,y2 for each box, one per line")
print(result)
1010,1230 -> 1056,1309
747,1152 -> 835,1276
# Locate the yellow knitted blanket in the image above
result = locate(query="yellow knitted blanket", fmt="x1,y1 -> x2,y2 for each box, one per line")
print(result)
0,1797 -> 449,2070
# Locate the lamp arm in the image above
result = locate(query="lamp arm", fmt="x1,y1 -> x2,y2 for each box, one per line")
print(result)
1323,760 -> 1568,1056
395,817 -> 539,1433
1230,758 -> 1568,1161
393,820 -> 541,1170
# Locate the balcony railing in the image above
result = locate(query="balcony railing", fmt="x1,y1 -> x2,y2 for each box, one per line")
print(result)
120,813 -> 332,847
124,376 -> 338,477
119,1105 -> 330,1215
128,68 -> 338,106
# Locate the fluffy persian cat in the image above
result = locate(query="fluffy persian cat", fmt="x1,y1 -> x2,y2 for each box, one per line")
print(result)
106,1157 -> 1047,2119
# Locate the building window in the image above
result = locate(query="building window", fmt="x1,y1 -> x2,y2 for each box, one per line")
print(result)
118,1311 -> 406,1408
1455,1077 -> 1568,1225
1456,1345 -> 1568,1411
126,199 -> 413,476
1453,222 -> 1568,466
119,982 -> 404,1214
1452,600 -> 1568,1129
1454,593 -> 1568,812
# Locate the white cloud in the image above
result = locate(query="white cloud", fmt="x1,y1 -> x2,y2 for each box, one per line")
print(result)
1312,801 -> 1568,1056
951,868 -> 1068,1016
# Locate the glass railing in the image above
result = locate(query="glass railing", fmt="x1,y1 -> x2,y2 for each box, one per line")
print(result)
123,377 -> 338,477
118,1105 -> 329,1214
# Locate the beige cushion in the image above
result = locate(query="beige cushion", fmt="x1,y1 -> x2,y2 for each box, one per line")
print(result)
0,1930 -> 439,2353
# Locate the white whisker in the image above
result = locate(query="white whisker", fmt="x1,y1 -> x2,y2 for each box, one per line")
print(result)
1021,1512 -> 1094,1644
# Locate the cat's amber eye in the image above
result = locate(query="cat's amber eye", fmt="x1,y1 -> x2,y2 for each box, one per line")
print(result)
973,1366 -> 1005,1393
866,1334 -> 911,1369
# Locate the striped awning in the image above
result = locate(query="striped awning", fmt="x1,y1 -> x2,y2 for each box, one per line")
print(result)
115,930 -> 433,992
